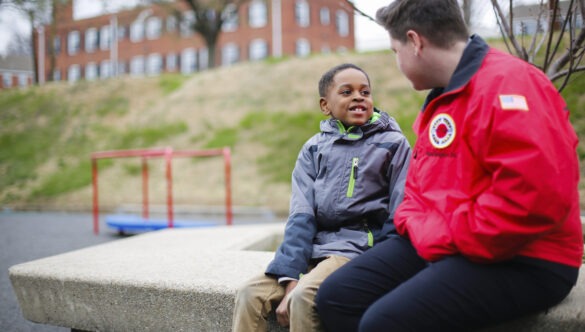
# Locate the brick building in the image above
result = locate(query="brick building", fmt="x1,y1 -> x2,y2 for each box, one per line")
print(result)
0,55 -> 34,90
35,0 -> 355,84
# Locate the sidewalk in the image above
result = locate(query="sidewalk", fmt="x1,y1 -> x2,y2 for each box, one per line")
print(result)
1,209 -> 280,331
0,211 -> 118,331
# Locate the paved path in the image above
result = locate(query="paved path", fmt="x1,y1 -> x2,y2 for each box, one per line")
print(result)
1,210 -> 280,331
1,211 -> 119,331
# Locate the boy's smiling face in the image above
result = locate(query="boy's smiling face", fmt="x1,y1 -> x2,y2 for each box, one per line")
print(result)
320,68 -> 374,127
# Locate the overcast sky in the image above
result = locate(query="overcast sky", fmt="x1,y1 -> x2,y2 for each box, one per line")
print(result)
0,0 -> 526,57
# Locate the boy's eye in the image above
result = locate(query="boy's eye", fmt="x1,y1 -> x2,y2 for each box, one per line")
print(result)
361,90 -> 371,96
341,90 -> 351,95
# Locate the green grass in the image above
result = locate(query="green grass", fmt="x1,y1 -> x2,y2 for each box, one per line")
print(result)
114,122 -> 189,149
560,72 -> 585,159
0,87 -> 190,203
241,110 -> 324,183
0,90 -> 71,188
204,127 -> 239,149
1,51 -> 583,207
29,160 -> 92,199
159,73 -> 187,95
94,95 -> 129,117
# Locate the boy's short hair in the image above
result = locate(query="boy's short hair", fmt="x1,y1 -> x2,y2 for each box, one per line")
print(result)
376,0 -> 468,49
318,63 -> 371,98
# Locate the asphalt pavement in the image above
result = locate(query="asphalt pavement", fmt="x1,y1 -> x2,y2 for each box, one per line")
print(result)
1,209 -> 282,332
1,211 -> 121,332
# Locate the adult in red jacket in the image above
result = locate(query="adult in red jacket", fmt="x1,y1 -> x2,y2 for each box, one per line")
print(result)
316,1 -> 583,331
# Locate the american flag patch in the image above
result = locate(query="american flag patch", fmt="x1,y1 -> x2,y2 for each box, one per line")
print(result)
499,95 -> 529,111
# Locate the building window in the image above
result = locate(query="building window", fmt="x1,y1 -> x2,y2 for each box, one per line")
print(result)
18,74 -> 28,87
52,36 -> 61,55
248,0 -> 267,28
336,10 -> 349,37
295,0 -> 310,27
181,48 -> 196,74
85,28 -> 98,53
295,38 -> 310,57
249,39 -> 268,61
118,25 -> 126,40
2,73 -> 12,88
222,4 -> 239,32
118,61 -> 126,75
53,69 -> 61,81
85,62 -> 98,81
100,25 -> 111,50
320,7 -> 330,25
68,64 -> 80,83
130,21 -> 144,42
67,30 -> 80,55
222,43 -> 239,66
166,15 -> 177,32
100,60 -> 111,79
199,48 -> 208,70
166,53 -> 177,71
130,56 -> 145,76
147,53 -> 162,76
181,11 -> 195,37
146,16 -> 162,40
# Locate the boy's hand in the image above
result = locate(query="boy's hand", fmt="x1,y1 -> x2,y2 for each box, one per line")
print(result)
276,280 -> 298,327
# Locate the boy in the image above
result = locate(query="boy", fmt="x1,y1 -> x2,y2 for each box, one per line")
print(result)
316,1 -> 583,331
232,63 -> 411,332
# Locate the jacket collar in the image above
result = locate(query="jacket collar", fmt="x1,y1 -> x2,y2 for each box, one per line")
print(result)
321,109 -> 392,141
422,34 -> 490,110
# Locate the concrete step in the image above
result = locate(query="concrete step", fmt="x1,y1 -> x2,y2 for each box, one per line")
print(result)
9,223 -> 585,332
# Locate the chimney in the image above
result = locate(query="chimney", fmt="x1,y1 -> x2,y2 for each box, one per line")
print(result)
55,0 -> 74,22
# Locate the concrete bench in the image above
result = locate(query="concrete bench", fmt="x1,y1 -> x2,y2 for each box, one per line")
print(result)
9,222 -> 585,332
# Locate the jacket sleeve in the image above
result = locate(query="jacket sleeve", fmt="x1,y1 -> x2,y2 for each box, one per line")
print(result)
387,136 -> 411,222
376,136 -> 411,242
449,70 -> 579,263
265,139 -> 318,279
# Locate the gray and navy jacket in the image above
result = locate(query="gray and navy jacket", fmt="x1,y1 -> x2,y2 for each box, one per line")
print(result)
265,110 -> 412,280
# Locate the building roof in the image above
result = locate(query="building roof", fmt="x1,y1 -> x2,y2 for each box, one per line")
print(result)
513,1 -> 573,20
0,54 -> 33,73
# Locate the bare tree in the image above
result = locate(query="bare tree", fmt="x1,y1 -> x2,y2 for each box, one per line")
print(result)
44,0 -> 70,82
344,0 -> 584,92
491,0 -> 585,91
0,0 -> 51,83
151,0 -> 250,69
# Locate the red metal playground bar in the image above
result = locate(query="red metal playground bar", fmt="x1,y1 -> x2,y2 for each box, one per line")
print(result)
91,147 -> 233,234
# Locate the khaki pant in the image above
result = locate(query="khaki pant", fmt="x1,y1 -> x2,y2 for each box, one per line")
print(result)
232,255 -> 350,332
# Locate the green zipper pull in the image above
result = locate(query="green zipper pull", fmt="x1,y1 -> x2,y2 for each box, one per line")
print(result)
346,157 -> 359,197
364,223 -> 374,247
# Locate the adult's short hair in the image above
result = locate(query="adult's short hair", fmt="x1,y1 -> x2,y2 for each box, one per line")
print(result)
376,0 -> 469,49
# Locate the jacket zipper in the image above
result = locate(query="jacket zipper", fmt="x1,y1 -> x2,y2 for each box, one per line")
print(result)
364,222 -> 374,247
346,157 -> 359,198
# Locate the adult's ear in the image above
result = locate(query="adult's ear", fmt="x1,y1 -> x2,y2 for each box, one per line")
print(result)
320,97 -> 330,116
406,30 -> 423,56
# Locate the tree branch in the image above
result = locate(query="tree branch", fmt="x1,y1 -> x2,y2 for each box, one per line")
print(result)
491,0 -> 527,60
342,0 -> 378,25
546,0 -> 585,77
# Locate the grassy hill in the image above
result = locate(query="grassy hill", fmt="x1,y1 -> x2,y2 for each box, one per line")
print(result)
1,49 -> 584,215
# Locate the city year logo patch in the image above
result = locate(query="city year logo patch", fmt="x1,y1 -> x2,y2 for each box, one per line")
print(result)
429,113 -> 456,149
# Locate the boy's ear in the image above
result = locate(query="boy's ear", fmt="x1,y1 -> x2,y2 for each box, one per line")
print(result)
320,98 -> 330,116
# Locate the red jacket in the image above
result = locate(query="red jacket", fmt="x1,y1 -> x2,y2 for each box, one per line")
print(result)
395,36 -> 583,268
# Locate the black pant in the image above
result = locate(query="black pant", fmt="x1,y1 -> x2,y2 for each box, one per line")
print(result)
316,235 -> 578,332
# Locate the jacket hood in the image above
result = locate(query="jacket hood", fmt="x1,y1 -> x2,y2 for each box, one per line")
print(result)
320,109 -> 403,141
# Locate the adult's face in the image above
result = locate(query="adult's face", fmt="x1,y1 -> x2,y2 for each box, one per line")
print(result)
390,36 -> 426,91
